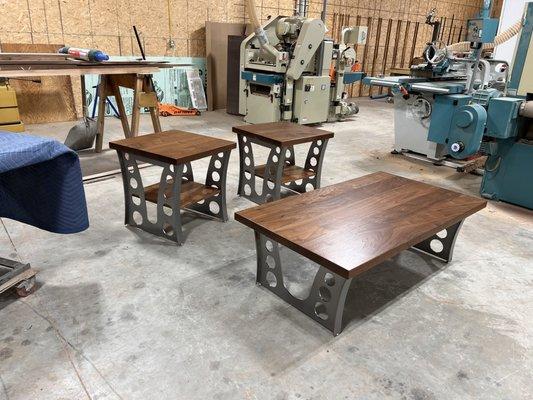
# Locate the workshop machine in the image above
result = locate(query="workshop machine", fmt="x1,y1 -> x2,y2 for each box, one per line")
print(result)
363,0 -> 533,209
238,15 -> 368,124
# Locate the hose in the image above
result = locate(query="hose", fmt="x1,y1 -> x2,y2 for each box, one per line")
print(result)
246,0 -> 279,57
447,19 -> 523,52
520,101 -> 533,118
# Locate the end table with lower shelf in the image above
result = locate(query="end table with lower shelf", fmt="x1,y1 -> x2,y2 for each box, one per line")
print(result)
232,122 -> 334,204
110,130 -> 236,244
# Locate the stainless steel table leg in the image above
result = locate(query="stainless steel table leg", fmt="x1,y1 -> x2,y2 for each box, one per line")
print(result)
117,151 -> 185,244
286,138 -> 329,193
411,220 -> 464,262
187,150 -> 231,221
237,134 -> 286,204
254,232 -> 352,336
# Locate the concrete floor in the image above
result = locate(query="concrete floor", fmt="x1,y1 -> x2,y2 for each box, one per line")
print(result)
1,99 -> 532,400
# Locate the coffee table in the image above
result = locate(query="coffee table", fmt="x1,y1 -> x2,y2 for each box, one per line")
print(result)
235,172 -> 487,335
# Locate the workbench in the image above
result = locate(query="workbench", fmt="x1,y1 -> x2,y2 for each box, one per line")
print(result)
0,54 -> 181,152
235,172 -> 486,335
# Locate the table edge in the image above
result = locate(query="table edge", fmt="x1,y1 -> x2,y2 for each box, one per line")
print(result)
109,140 -> 236,165
232,126 -> 334,146
235,200 -> 486,279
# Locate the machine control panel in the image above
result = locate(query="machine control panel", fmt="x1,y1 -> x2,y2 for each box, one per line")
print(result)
466,18 -> 499,44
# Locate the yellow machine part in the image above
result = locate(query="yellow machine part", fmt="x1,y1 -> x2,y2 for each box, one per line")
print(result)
0,83 -> 24,132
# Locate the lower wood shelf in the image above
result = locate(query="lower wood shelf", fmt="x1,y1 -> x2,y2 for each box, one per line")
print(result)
254,164 -> 315,184
143,180 -> 219,207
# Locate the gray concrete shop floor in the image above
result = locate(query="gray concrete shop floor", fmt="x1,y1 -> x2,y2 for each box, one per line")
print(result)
1,99 -> 532,400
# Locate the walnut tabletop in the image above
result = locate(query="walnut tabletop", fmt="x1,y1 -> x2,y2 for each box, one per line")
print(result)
109,130 -> 236,165
232,122 -> 334,146
235,172 -> 486,279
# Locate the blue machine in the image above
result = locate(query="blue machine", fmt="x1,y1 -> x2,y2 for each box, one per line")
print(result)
364,1 -> 533,210
435,3 -> 533,209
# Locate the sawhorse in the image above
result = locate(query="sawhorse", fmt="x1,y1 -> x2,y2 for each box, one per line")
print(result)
94,73 -> 162,153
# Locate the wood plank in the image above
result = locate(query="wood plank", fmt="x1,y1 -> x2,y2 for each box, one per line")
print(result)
109,130 -> 236,165
254,164 -> 315,184
143,180 -> 220,207
205,22 -> 247,111
235,172 -> 487,279
0,66 -> 161,78
0,53 -> 70,60
232,122 -> 334,146
0,268 -> 36,295
0,43 -> 77,124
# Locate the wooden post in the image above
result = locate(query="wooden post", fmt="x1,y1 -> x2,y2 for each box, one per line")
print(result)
109,78 -> 131,138
144,76 -> 162,133
131,75 -> 144,137
95,75 -> 108,153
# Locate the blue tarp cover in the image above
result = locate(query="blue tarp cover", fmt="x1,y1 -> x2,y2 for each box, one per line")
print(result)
0,131 -> 89,234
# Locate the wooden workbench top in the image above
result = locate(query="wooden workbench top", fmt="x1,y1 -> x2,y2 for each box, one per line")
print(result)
232,122 -> 334,146
235,172 -> 486,279
0,58 -> 189,78
109,130 -> 236,165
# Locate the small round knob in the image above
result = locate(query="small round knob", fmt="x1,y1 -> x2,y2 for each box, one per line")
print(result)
451,142 -> 465,153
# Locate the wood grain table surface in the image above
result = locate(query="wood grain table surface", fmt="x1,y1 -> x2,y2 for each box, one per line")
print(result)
232,122 -> 334,146
109,130 -> 236,165
235,172 -> 487,278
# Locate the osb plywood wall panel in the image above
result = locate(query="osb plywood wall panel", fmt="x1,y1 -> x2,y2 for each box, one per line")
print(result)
0,0 -> 490,98
0,0 -> 297,58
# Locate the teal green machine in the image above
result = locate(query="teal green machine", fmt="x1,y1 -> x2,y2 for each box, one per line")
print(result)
364,1 -> 533,209
431,2 -> 533,209
479,3 -> 533,209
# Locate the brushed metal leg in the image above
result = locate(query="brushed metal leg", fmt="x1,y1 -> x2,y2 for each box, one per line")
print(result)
116,151 -> 185,244
412,220 -> 464,262
186,150 -> 231,221
237,134 -> 286,204
286,138 -> 329,193
254,232 -> 352,336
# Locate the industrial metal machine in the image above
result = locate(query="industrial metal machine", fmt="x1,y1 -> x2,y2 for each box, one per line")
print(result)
363,0 -> 533,209
238,14 -> 367,124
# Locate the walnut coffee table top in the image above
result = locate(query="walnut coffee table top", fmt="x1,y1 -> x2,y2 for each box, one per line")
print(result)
235,172 -> 486,278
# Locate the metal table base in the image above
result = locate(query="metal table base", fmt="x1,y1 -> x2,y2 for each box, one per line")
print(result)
253,219 -> 464,335
116,150 -> 231,245
237,134 -> 329,204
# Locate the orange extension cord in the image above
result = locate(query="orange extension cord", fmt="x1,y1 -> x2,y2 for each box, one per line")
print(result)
158,103 -> 200,117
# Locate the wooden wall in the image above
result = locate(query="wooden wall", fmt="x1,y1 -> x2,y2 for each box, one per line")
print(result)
0,0 -> 297,58
311,0 -> 488,96
0,0 -> 489,98
0,0 -> 487,57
